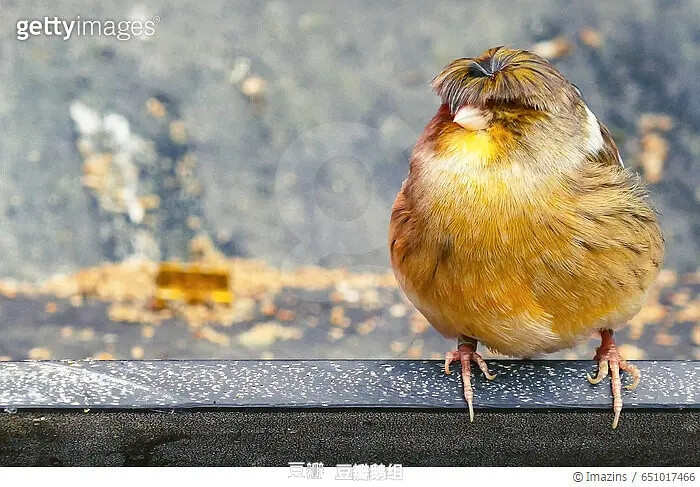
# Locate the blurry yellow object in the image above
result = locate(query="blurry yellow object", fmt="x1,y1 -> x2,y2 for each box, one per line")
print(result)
155,262 -> 233,308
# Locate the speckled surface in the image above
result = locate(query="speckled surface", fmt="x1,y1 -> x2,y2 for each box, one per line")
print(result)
0,360 -> 697,409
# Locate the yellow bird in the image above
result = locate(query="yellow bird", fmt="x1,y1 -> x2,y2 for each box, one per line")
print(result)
389,47 -> 664,428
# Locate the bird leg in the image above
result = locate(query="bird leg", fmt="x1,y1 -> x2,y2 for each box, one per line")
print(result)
444,335 -> 496,422
586,329 -> 641,429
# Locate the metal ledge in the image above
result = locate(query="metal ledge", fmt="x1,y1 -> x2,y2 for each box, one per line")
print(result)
1,360 -> 697,409
0,360 -> 698,466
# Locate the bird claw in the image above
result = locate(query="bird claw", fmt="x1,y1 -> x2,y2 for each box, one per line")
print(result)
586,359 -> 609,384
444,343 -> 496,422
444,351 -> 460,375
621,361 -> 641,391
586,331 -> 641,429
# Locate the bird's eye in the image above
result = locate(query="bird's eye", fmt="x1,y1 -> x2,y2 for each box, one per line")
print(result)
572,84 -> 582,97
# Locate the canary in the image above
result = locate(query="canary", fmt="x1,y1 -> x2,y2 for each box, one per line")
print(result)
389,46 -> 664,428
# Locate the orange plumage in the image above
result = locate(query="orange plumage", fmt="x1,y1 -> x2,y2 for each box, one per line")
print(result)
389,47 -> 664,427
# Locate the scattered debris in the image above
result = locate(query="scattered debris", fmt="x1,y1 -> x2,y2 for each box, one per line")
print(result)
328,327 -> 345,341
579,27 -> 603,48
237,321 -> 303,348
670,288 -> 691,307
241,75 -> 267,102
638,113 -> 674,133
0,281 -> 17,298
629,302 -> 667,339
260,298 -> 277,317
169,120 -> 188,144
69,98 -> 209,264
389,303 -> 406,318
228,57 -> 252,85
636,113 -> 673,183
676,300 -> 699,323
28,347 -> 52,360
410,312 -> 430,334
93,351 -> 114,360
406,341 -> 424,359
146,97 -> 167,119
130,345 -> 145,359
357,318 -> 377,336
330,306 -> 351,328
617,343 -> 645,360
654,332 -> 678,347
276,308 -> 297,321
656,269 -> 678,288
228,297 -> 257,324
531,36 -> 573,60
0,248 -> 690,360
69,101 -> 101,136
70,100 -> 157,255
639,133 -> 669,183
390,341 -> 405,354
334,281 -> 361,303
77,328 -> 95,341
195,326 -> 231,347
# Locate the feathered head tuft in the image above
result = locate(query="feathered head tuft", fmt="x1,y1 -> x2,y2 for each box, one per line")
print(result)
431,46 -> 579,113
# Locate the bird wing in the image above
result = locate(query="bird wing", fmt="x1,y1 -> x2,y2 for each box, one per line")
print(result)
596,121 -> 625,168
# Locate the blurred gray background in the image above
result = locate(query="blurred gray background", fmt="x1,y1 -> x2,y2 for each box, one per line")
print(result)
1,0 -> 698,279
0,1 -> 697,361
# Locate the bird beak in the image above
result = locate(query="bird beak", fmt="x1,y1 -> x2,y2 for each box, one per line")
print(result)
453,105 -> 492,131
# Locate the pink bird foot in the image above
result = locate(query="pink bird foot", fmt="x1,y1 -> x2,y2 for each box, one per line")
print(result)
587,329 -> 641,429
444,337 -> 496,421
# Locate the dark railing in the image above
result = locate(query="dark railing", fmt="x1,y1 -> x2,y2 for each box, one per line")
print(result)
0,360 -> 698,466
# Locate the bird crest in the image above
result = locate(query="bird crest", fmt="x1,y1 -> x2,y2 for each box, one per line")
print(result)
431,46 -> 578,112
